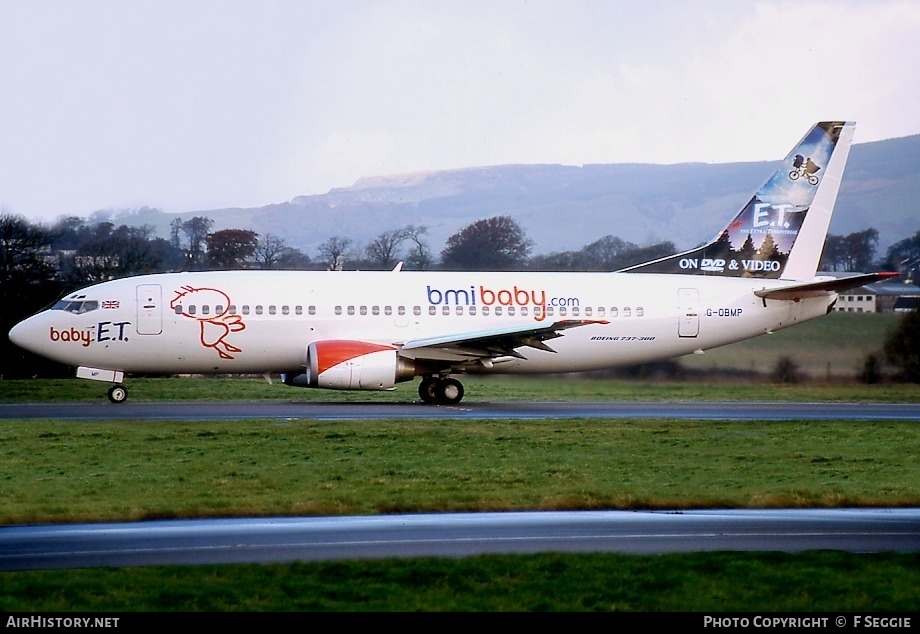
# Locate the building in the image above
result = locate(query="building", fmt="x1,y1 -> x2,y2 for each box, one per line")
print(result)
826,274 -> 920,313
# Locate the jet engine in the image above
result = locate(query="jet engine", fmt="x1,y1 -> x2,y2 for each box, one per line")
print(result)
283,340 -> 417,391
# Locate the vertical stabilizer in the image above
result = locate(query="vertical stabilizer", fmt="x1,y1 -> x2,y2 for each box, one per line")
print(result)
622,121 -> 855,281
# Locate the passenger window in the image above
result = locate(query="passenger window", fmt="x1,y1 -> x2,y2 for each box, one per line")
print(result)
623,307 -> 631,317
495,306 -> 503,315
269,306 -> 276,315
189,305 -> 197,315
372,306 -> 380,315
334,306 -> 342,315
255,305 -> 263,315
572,307 -> 579,316
398,306 -> 405,315
559,307 -> 566,316
229,305 -> 237,315
360,306 -> 367,315
242,305 -> 250,315
521,307 -> 528,316
636,307 -> 644,317
429,306 -> 437,315
482,306 -> 490,315
413,306 -> 421,316
215,305 -> 223,314
174,305 -> 183,315
455,306 -> 463,315
295,306 -> 302,315
610,307 -> 618,317
282,306 -> 290,315
442,306 -> 450,315
384,306 -> 392,316
347,306 -> 355,315
585,307 -> 592,316
202,305 -> 210,315
469,306 -> 477,315
508,306 -> 515,316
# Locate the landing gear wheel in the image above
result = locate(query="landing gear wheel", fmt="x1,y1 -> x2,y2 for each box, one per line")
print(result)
436,378 -> 464,405
418,377 -> 465,405
418,377 -> 439,404
107,384 -> 127,404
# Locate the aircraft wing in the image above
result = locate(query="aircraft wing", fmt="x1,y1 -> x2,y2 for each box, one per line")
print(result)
754,272 -> 902,300
396,319 -> 609,363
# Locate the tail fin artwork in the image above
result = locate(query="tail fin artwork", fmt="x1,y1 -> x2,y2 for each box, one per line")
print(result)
622,121 -> 855,282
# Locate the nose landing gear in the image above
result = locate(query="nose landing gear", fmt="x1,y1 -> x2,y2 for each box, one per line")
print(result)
107,384 -> 128,404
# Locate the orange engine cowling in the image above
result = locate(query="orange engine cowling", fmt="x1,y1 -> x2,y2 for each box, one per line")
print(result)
283,340 -> 417,391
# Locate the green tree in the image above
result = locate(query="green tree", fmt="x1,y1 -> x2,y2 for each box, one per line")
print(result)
181,216 -> 214,268
205,229 -> 259,269
581,235 -> 630,270
613,241 -> 676,270
0,213 -> 53,287
881,229 -> 920,282
0,213 -> 66,378
883,308 -> 920,382
820,229 -> 879,272
844,228 -> 879,272
440,215 -> 532,270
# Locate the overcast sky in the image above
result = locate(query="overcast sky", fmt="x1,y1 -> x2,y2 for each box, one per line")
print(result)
2,0 -> 919,223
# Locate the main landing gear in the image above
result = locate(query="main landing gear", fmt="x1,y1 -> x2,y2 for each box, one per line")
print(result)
107,384 -> 128,404
418,376 -> 465,405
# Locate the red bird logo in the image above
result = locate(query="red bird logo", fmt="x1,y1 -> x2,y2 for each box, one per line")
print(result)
170,286 -> 246,359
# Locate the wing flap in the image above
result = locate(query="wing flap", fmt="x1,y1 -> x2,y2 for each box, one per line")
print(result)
398,319 -> 609,362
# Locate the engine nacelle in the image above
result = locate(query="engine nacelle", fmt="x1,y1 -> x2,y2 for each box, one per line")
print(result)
283,340 -> 416,391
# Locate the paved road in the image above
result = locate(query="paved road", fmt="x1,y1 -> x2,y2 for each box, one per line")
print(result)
3,509 -> 919,571
2,400 -> 919,420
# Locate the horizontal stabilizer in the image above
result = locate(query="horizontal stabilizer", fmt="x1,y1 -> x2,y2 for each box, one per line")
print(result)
754,272 -> 901,300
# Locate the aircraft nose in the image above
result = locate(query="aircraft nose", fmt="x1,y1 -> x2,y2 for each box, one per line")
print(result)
8,314 -> 45,355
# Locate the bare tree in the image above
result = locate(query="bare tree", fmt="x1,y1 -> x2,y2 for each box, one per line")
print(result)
318,236 -> 353,270
169,217 -> 183,249
365,228 -> 409,269
253,233 -> 312,269
254,234 -> 288,269
404,224 -> 432,270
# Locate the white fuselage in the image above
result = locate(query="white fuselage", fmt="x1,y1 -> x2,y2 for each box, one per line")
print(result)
9,269 -> 835,376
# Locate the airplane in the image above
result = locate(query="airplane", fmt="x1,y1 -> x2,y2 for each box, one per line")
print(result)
8,121 -> 897,405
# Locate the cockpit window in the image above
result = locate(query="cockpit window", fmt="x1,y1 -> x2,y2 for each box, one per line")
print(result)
52,300 -> 100,314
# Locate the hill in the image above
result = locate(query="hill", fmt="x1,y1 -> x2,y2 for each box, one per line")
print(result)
114,132 -> 920,261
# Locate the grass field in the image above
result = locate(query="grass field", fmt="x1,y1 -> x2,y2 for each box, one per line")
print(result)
1,411 -> 918,612
677,311 -> 904,379
1,311 -> 917,612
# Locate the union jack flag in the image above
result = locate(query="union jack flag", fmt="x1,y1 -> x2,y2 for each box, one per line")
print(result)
101,300 -> 120,309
